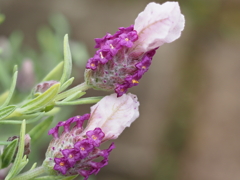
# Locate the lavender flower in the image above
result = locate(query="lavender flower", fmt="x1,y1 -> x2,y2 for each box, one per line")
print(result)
85,2 -> 185,97
43,93 -> 139,180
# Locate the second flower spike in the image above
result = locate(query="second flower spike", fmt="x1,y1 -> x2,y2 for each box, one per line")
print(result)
43,93 -> 139,180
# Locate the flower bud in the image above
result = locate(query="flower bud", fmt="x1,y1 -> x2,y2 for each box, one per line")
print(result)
7,134 -> 31,160
85,2 -> 184,97
34,80 -> 58,94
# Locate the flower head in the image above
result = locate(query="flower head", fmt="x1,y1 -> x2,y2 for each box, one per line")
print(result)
43,93 -> 139,180
85,2 -> 184,97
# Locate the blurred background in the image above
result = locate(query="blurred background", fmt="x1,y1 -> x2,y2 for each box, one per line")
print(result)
0,0 -> 240,180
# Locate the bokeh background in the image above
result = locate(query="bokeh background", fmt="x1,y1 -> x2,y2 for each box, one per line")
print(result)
0,0 -> 240,180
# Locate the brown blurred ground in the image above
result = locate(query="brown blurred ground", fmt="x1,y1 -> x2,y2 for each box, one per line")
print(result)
1,0 -> 240,180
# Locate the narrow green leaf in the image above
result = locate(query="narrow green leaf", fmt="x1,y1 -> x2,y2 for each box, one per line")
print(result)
13,65 -> 18,73
15,155 -> 29,176
5,120 -> 26,180
29,162 -> 37,170
56,96 -> 102,106
28,116 -> 53,143
62,91 -> 86,102
0,105 -> 17,120
59,77 -> 74,92
0,91 -> 9,106
0,71 -> 18,108
21,83 -> 60,113
60,34 -> 72,85
55,82 -> 90,101
42,61 -> 64,82
1,139 -> 18,168
0,112 -> 45,125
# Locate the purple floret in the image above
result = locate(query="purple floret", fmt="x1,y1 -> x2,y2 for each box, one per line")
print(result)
99,142 -> 115,158
96,49 -> 112,64
71,114 -> 90,128
74,139 -> 94,158
48,114 -> 90,138
61,148 -> 81,167
86,128 -> 105,147
48,126 -> 59,139
54,157 -> 70,174
115,84 -> 129,97
125,74 -> 141,88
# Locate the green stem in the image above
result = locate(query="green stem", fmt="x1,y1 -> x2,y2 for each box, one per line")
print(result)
55,82 -> 90,101
11,166 -> 45,180
56,96 -> 102,106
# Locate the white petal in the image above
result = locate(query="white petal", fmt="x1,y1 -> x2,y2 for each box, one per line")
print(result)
133,2 -> 185,52
83,93 -> 139,140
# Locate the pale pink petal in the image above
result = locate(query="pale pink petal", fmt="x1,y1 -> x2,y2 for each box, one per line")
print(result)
82,93 -> 139,140
133,2 -> 185,53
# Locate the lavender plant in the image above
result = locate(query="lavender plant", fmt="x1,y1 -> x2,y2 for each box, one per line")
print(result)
0,2 -> 185,180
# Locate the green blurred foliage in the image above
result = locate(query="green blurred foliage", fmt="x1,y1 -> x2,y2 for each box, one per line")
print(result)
0,13 -> 90,173
0,13 -> 89,93
0,13 -> 4,24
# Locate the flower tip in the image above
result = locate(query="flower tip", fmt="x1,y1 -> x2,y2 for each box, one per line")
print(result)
133,1 -> 185,52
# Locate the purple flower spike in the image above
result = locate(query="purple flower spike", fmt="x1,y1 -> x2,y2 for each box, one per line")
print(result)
54,157 -> 70,175
61,148 -> 81,167
74,139 -> 93,158
85,24 -> 141,96
85,2 -> 184,97
86,128 -> 105,147
44,94 -> 140,179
